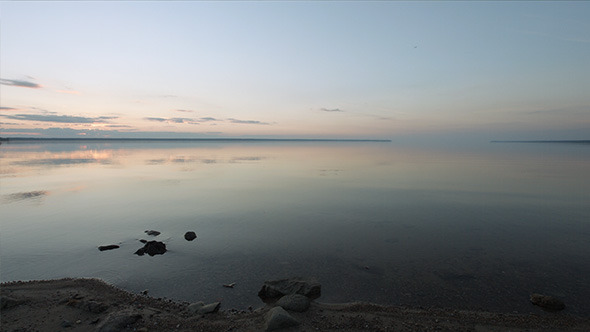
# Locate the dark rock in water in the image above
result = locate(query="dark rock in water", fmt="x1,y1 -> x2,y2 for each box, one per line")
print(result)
264,306 -> 300,331
530,293 -> 565,311
258,278 -> 321,302
276,294 -> 310,312
139,239 -> 147,244
134,241 -> 166,256
98,245 -> 119,251
184,231 -> 197,241
145,230 -> 160,236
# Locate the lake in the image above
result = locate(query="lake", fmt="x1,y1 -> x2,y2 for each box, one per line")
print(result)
1,139 -> 589,315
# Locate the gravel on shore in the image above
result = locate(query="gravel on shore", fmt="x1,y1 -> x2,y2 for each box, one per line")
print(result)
1,278 -> 589,332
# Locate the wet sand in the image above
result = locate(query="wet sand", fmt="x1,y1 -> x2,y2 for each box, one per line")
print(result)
1,278 -> 588,331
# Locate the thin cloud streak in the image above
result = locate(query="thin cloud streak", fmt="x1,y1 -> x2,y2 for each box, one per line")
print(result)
0,78 -> 42,89
170,117 -> 196,124
199,117 -> 219,122
1,114 -> 118,123
228,118 -> 271,125
145,117 -> 167,122
144,117 -> 199,124
105,124 -> 133,128
320,108 -> 345,112
0,127 -> 226,139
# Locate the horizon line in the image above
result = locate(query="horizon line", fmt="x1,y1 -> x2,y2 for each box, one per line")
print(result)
0,137 -> 392,143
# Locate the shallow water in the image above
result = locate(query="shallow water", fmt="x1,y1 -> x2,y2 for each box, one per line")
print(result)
1,140 -> 589,315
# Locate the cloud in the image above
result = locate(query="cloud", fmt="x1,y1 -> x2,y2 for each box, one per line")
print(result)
320,108 -> 344,112
145,117 -> 167,122
526,106 -> 589,116
228,118 -> 271,125
0,78 -> 42,89
199,117 -> 219,122
0,127 -> 227,139
105,124 -> 133,128
175,109 -> 194,113
170,117 -> 195,124
144,117 -> 198,124
30,107 -> 57,115
1,114 -> 118,123
0,107 -> 17,111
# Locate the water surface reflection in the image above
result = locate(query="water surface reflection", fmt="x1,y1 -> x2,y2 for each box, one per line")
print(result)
1,141 -> 589,315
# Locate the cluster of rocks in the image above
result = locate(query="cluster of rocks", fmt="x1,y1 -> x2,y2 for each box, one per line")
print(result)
258,278 -> 321,331
97,230 -> 198,256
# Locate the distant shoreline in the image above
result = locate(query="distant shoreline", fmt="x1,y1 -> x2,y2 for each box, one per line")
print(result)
0,137 -> 391,143
490,140 -> 590,144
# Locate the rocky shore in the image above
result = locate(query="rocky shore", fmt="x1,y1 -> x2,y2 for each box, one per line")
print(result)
2,278 -> 589,332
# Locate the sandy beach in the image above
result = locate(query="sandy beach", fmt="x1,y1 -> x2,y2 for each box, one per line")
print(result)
1,278 -> 588,332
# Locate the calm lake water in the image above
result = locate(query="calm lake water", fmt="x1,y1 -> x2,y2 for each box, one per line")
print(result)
1,140 -> 589,315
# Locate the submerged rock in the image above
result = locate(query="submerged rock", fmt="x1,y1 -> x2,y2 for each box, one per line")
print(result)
98,245 -> 119,251
265,306 -> 300,331
258,278 -> 321,302
184,231 -> 197,241
144,230 -> 161,236
134,241 -> 166,256
530,293 -> 565,311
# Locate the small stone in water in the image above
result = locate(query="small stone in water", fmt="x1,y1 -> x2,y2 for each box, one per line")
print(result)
184,231 -> 197,241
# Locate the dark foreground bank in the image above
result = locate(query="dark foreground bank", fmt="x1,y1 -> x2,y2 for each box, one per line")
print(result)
1,278 -> 589,332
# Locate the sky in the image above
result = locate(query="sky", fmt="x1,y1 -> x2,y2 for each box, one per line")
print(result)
1,1 -> 589,140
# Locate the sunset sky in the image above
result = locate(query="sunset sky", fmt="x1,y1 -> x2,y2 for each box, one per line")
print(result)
1,1 -> 589,140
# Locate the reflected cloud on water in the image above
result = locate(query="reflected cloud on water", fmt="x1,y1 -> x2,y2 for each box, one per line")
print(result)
143,155 -> 265,166
12,158 -> 102,166
2,190 -> 49,203
6,149 -> 116,169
